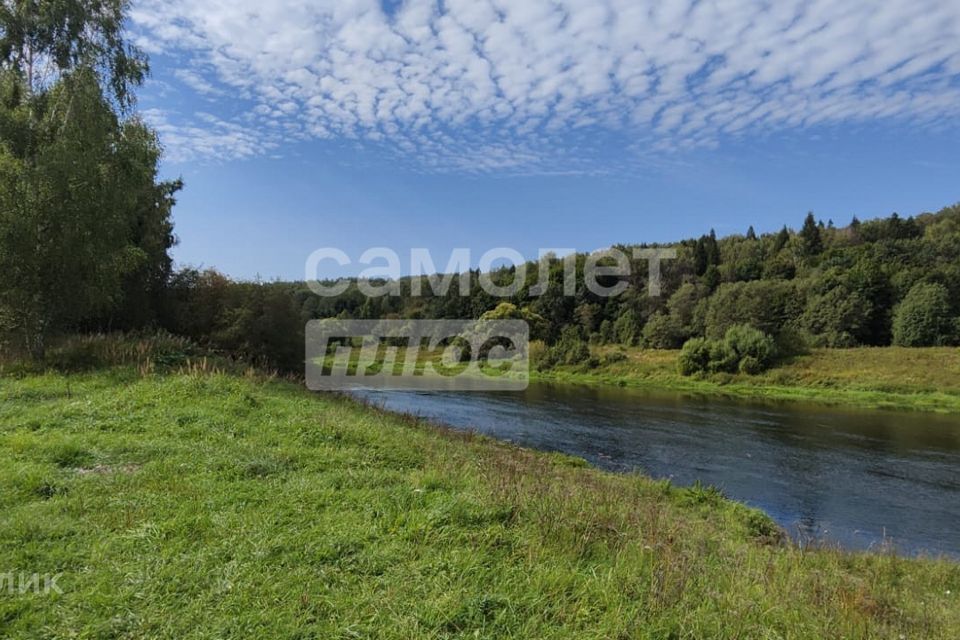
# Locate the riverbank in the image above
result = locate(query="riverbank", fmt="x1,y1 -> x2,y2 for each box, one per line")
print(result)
536,346 -> 960,413
1,364 -> 958,638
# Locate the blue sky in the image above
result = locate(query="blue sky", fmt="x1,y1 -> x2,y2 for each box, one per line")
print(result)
128,0 -> 960,280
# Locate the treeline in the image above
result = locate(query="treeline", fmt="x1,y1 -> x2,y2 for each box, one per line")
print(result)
9,193 -> 960,375
304,205 -> 960,350
153,204 -> 960,375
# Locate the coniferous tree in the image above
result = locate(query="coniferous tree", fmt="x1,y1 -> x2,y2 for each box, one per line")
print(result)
773,226 -> 791,253
706,229 -> 720,266
694,237 -> 708,275
800,212 -> 823,256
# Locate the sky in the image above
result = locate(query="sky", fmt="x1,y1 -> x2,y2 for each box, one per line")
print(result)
128,0 -> 960,280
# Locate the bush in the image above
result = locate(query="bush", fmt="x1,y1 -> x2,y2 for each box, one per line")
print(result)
541,326 -> 591,368
892,282 -> 957,347
678,337 -> 711,376
563,341 -> 591,366
774,326 -> 811,359
598,319 -> 614,344
161,270 -> 305,372
738,356 -> 763,375
40,332 -> 196,372
678,325 -> 778,377
725,325 -> 777,369
707,339 -> 739,373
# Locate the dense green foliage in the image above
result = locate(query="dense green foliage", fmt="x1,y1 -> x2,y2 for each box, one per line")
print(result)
1,357 -> 957,638
160,269 -> 305,372
677,325 -> 777,376
155,204 -> 960,374
893,282 -> 957,347
349,207 -> 958,356
0,0 -> 147,106
0,1 -> 178,357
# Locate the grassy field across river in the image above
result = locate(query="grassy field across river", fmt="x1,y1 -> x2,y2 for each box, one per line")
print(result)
537,346 -> 960,413
1,360 -> 958,638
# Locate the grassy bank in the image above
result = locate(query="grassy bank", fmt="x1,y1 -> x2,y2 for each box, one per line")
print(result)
1,365 -> 957,638
537,346 -> 960,413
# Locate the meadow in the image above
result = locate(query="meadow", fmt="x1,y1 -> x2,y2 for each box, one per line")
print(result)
0,338 -> 957,638
539,346 -> 960,413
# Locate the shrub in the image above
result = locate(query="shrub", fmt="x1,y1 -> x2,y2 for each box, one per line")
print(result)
38,332 -> 196,372
678,326 -> 778,376
725,325 -> 777,369
892,282 -> 957,347
678,337 -> 711,376
563,341 -> 591,365
543,326 -> 591,368
738,356 -> 763,375
774,325 -> 811,359
707,340 -> 738,373
598,319 -> 614,344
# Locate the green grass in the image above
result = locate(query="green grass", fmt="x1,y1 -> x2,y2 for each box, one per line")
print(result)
538,346 -> 960,413
0,365 -> 957,638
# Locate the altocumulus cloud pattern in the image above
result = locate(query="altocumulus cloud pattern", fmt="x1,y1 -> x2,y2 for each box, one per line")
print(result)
131,0 -> 960,171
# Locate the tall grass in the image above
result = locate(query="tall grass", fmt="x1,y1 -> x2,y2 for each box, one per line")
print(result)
0,332 -> 288,382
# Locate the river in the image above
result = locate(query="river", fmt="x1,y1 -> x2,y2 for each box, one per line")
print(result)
353,382 -> 960,558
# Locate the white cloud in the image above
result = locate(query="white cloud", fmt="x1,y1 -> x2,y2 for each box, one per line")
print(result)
142,108 -> 272,163
131,0 -> 960,170
172,69 -> 224,97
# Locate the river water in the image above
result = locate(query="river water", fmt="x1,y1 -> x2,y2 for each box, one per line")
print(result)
354,382 -> 960,557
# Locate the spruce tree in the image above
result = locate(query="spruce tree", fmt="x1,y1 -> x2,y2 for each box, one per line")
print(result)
800,212 -> 823,256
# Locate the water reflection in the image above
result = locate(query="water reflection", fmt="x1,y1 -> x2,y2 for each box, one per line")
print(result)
354,382 -> 960,557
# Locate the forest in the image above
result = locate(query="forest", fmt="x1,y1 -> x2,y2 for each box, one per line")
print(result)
150,204 -> 960,374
